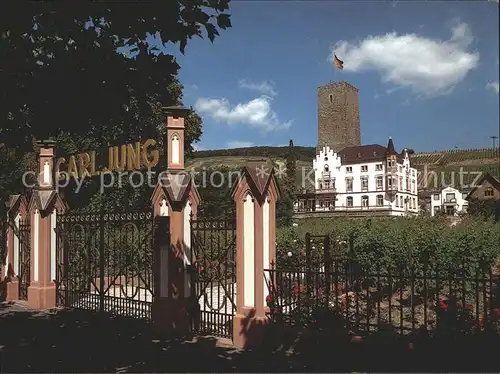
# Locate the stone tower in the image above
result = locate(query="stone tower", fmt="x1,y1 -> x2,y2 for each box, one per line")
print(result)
317,81 -> 361,153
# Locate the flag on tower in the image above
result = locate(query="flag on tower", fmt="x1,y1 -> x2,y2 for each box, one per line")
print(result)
334,54 -> 344,70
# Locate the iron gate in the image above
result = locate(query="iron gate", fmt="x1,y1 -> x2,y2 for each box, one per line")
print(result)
55,209 -> 155,319
190,218 -> 236,339
16,218 -> 31,300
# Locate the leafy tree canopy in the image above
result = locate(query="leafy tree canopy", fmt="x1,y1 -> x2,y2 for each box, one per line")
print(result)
0,1 -> 231,204
0,1 -> 231,151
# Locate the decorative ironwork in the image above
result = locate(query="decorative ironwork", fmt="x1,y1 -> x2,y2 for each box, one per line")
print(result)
17,218 -> 31,300
266,233 -> 500,337
265,260 -> 500,337
190,217 -> 236,339
56,209 -> 154,319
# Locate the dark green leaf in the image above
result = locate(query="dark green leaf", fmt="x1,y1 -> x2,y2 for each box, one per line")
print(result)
205,23 -> 219,42
216,14 -> 231,29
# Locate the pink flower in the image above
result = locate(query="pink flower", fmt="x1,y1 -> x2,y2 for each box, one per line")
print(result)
438,300 -> 448,310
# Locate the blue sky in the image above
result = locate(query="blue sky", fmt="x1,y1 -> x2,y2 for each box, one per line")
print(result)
170,1 -> 499,152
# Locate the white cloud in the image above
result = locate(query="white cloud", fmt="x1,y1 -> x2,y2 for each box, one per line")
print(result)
194,96 -> 292,132
238,79 -> 277,96
227,141 -> 254,148
330,21 -> 479,96
192,143 -> 204,151
486,81 -> 499,94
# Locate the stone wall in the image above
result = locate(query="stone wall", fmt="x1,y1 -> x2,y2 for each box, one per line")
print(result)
317,81 -> 361,153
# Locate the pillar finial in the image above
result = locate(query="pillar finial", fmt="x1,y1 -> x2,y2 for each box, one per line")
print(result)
36,139 -> 56,190
164,106 -> 189,172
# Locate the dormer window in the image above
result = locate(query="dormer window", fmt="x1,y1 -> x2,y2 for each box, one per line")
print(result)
324,164 -> 329,172
357,152 -> 361,158
373,151 -> 377,156
324,157 -> 328,161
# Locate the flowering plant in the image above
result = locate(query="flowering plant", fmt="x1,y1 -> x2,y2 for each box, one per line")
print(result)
265,287 -> 283,317
479,308 -> 500,332
435,296 -> 476,335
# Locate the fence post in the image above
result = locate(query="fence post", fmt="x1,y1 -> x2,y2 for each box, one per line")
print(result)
150,106 -> 200,333
27,139 -> 67,309
231,161 -> 280,349
151,215 -> 170,327
323,235 -> 331,309
99,204 -> 105,313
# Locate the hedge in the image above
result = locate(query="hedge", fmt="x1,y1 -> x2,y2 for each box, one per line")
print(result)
276,216 -> 500,277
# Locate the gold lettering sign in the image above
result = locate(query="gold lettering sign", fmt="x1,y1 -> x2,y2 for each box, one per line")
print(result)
142,139 -> 159,168
55,139 -> 159,179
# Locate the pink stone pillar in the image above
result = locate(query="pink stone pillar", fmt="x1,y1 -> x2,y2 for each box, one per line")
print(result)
27,139 -> 67,309
150,106 -> 200,333
231,161 -> 279,349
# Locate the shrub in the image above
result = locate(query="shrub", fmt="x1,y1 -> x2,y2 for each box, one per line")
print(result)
277,216 -> 500,276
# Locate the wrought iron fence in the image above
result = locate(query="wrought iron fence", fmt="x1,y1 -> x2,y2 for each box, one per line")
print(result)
190,217 -> 237,339
17,218 -> 31,300
264,260 -> 500,336
56,209 -> 155,320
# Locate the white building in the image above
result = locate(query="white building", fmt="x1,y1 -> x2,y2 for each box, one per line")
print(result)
295,138 -> 419,217
430,187 -> 469,217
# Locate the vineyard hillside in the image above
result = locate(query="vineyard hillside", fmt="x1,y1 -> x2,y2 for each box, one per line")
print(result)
188,146 -> 500,192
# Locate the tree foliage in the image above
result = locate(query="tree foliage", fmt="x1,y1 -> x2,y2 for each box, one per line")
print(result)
1,1 -> 231,147
0,1 -> 231,209
467,198 -> 500,222
195,166 -> 235,220
276,139 -> 297,226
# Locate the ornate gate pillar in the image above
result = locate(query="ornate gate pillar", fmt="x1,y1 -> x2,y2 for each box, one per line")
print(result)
151,106 -> 200,332
27,139 -> 67,309
3,194 -> 28,301
231,161 -> 280,349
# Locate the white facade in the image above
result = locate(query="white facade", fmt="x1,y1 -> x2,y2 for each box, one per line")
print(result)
430,187 -> 469,217
296,139 -> 419,217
